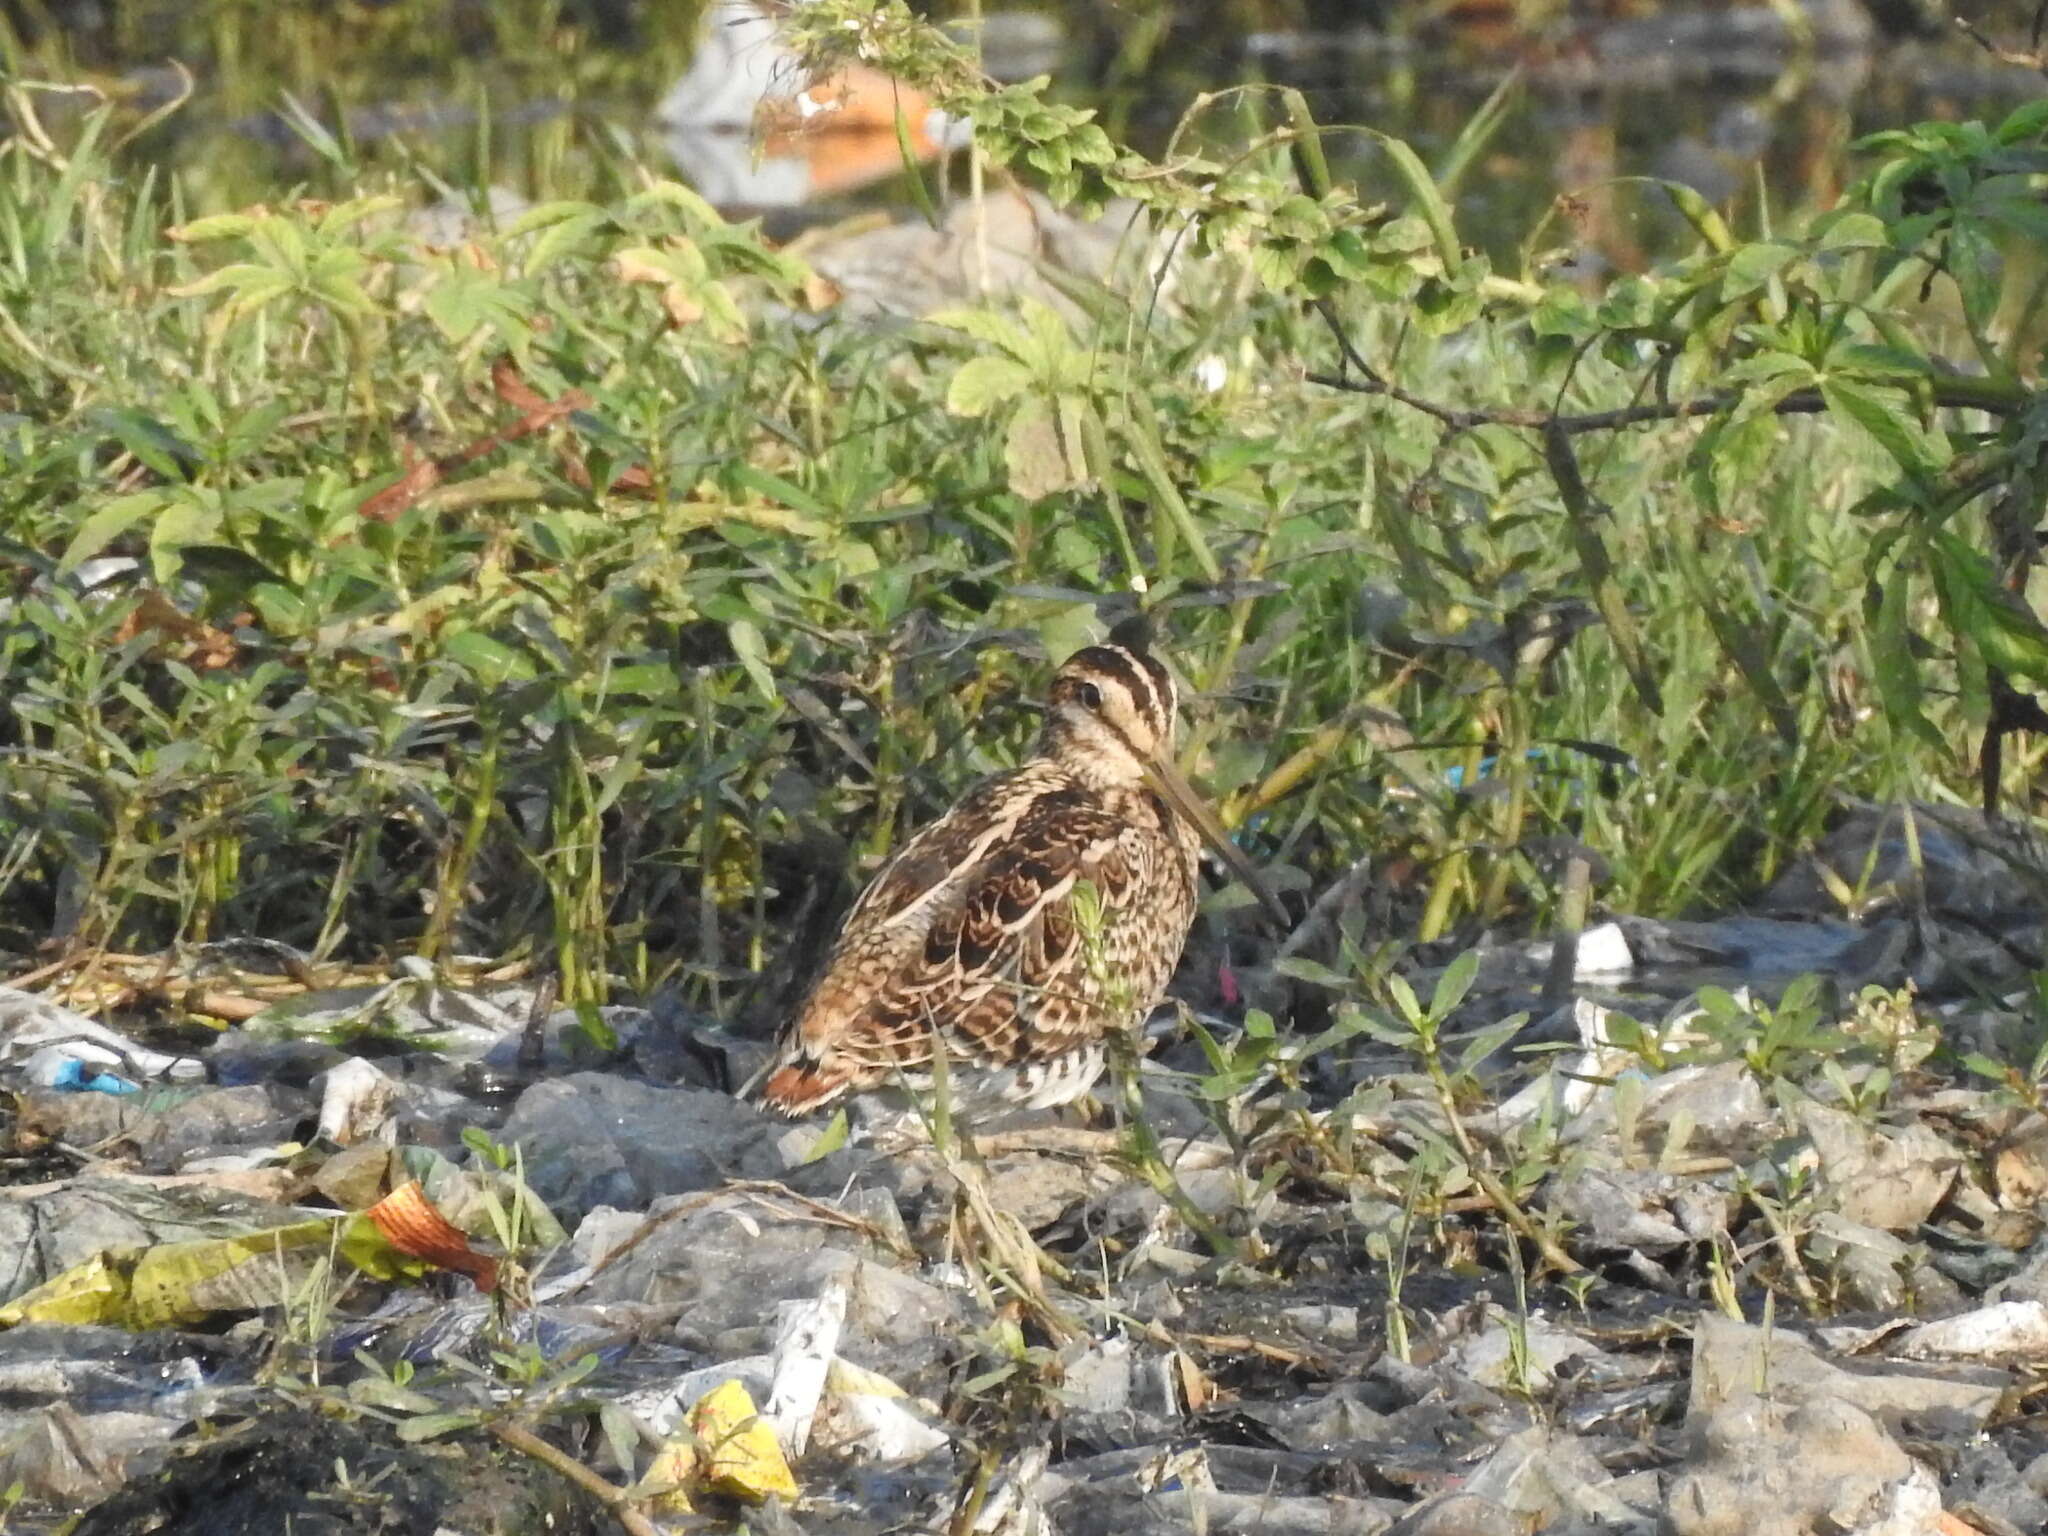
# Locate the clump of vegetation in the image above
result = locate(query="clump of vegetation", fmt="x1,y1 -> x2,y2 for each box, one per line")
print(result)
3,3 -> 2047,1033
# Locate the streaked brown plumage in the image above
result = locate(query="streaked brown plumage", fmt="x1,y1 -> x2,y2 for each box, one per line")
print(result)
759,637 -> 1249,1116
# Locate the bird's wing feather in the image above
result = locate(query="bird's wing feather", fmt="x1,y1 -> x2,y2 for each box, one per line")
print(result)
836,774 -> 1029,935
786,780 -> 1142,1074
891,787 -> 1139,1065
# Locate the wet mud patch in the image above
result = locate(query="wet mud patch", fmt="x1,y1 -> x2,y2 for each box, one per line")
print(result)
71,1407 -> 612,1536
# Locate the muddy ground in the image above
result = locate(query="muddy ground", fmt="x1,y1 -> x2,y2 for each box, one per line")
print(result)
4,804 -> 2048,1535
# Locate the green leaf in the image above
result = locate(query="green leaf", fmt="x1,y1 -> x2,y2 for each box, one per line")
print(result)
1820,378 -> 1945,474
1249,242 -> 1298,294
928,306 -> 1030,355
1123,402 -> 1221,583
524,209 -> 611,274
1430,949 -> 1479,1019
1273,956 -> 1349,989
421,266 -> 530,344
394,1412 -> 481,1443
1995,96 -> 2048,145
1672,519 -> 1800,747
275,93 -> 351,171
731,463 -> 833,521
802,1109 -> 850,1163
315,194 -> 404,238
1724,242 -> 1800,291
1386,973 -> 1424,1027
1813,211 -> 1888,250
444,630 -> 533,687
59,491 -> 170,573
1929,530 -> 2048,686
1365,130 -> 1461,271
167,213 -> 261,244
893,101 -> 943,232
1542,423 -> 1663,716
613,241 -> 708,286
624,180 -> 724,227
1457,1015 -> 1526,1073
501,199 -> 603,238
604,662 -> 680,700
169,262 -> 292,302
945,355 -> 1034,418
148,496 -> 224,584
726,617 -> 778,702
1658,180 -> 1735,253
1869,550 -> 1945,752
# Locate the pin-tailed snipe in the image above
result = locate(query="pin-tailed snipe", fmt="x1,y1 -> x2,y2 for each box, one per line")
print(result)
758,628 -> 1279,1116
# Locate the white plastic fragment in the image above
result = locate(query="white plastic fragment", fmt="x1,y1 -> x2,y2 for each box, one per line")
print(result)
0,987 -> 205,1083
1897,1298 -> 2048,1363
1573,920 -> 1635,977
817,1358 -> 949,1462
1838,1460 -> 1944,1536
1494,997 -> 1633,1128
764,1279 -> 847,1456
971,1443 -> 1052,1535
316,1058 -> 398,1147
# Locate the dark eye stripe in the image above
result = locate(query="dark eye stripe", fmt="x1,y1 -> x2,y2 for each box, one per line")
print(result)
1068,646 -> 1153,721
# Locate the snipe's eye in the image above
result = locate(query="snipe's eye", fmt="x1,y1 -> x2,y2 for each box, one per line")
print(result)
1079,682 -> 1103,710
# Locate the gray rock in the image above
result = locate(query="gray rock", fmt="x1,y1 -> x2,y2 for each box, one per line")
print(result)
1060,1336 -> 1133,1416
491,1073 -> 786,1223
1049,1481 -> 1394,1536
985,1153 -> 1101,1229
143,1085 -> 304,1166
1800,1102 -> 1960,1231
1760,803 -> 2033,921
1551,1167 -> 1700,1252
1645,1061 -> 1769,1147
15,1083 -> 303,1172
1687,1313 -> 2001,1440
1948,1443 -> 2048,1536
1458,1426 -> 1646,1527
571,1196 -> 966,1388
1569,1060 -> 1765,1154
0,1326 -> 214,1416
1807,1211 -> 1916,1310
1666,1393 -> 1931,1536
1385,1492 -> 1522,1536
1236,1383 -> 1397,1450
0,1404 -> 179,1506
1446,1307 -> 1610,1394
1898,1298 -> 2048,1363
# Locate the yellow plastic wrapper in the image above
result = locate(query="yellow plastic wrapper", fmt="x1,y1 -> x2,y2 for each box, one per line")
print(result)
0,1210 -> 431,1331
640,1439 -> 699,1516
0,1250 -> 135,1328
691,1379 -> 798,1503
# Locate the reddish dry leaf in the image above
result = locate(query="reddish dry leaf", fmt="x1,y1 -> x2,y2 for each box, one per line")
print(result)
365,1181 -> 500,1292
358,444 -> 445,523
114,589 -> 241,670
355,358 -> 649,523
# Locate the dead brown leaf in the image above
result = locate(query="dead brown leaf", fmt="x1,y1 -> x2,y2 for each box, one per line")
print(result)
113,589 -> 241,669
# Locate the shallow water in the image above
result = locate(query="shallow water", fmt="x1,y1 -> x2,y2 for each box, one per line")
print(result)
35,1 -> 2048,263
